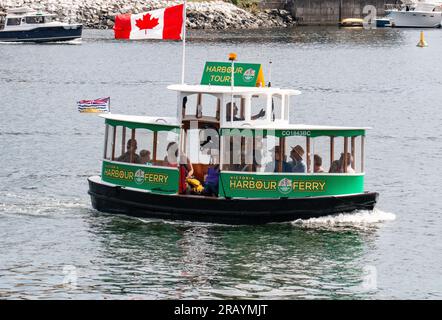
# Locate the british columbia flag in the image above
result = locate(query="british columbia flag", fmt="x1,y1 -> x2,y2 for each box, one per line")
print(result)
77,97 -> 110,113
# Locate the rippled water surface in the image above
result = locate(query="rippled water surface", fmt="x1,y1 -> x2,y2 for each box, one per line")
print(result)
1,27 -> 441,299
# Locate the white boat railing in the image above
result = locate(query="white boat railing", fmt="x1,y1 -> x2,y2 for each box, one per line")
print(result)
386,1 -> 442,12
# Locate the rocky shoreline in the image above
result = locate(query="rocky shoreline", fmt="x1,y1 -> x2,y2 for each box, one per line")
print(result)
0,0 -> 295,30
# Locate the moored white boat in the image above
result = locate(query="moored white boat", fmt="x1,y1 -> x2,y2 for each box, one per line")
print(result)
0,7 -> 82,42
386,0 -> 442,28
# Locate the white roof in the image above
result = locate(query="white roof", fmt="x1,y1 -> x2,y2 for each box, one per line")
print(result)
221,123 -> 370,131
5,8 -> 56,17
100,113 -> 180,127
167,84 -> 301,96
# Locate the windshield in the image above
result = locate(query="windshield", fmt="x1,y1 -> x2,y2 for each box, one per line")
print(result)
25,16 -> 45,24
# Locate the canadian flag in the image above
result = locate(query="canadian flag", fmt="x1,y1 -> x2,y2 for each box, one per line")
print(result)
114,4 -> 184,40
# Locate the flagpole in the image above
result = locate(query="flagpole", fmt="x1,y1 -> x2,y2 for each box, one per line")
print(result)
181,0 -> 187,84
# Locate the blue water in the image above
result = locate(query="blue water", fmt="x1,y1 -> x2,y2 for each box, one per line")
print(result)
0,27 -> 441,299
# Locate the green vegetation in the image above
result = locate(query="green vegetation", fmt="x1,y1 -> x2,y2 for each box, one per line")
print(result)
230,0 -> 261,12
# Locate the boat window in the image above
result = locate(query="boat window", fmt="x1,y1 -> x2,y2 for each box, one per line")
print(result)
250,94 -> 267,122
310,136 -> 330,174
283,136 -> 310,173
25,16 -> 45,24
316,136 -> 364,174
154,131 -> 180,167
104,124 -> 114,160
225,95 -> 244,122
182,125 -> 219,165
134,129 -> 154,165
182,93 -> 220,121
221,133 -> 365,174
6,18 -> 21,26
113,126 -> 137,163
108,124 -> 179,166
270,94 -> 283,121
222,133 -> 279,173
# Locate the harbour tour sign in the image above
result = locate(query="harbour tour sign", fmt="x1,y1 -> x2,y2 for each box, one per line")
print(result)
200,61 -> 265,87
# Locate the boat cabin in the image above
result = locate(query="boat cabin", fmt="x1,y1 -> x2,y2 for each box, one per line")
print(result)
99,65 -> 368,199
0,8 -> 56,30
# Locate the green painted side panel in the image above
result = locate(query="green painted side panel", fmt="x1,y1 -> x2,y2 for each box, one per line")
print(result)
101,161 -> 179,194
220,128 -> 365,138
218,173 -> 364,198
105,119 -> 180,133
200,62 -> 264,87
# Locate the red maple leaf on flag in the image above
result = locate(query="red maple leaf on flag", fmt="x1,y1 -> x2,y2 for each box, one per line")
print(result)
135,13 -> 159,34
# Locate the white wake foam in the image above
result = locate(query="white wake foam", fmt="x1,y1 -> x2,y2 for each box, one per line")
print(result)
292,208 -> 396,229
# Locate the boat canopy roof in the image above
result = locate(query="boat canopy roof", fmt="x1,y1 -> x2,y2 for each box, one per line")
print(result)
100,113 -> 180,132
4,8 -> 56,17
167,84 -> 301,96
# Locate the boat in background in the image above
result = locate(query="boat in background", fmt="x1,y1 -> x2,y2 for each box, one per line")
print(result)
339,18 -> 364,27
340,17 -> 392,28
0,7 -> 82,42
385,0 -> 442,28
376,17 -> 392,27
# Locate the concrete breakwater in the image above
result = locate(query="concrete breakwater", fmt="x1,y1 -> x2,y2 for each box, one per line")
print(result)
0,0 -> 296,29
262,0 -> 402,25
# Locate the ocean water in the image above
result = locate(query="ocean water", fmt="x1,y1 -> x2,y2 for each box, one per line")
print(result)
0,27 -> 441,299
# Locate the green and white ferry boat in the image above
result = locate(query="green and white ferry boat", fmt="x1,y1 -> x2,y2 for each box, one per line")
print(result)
88,59 -> 378,224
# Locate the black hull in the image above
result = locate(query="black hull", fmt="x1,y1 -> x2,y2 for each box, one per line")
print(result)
0,25 -> 82,42
88,177 -> 378,225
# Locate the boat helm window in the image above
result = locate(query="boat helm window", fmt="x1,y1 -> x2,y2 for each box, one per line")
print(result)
270,94 -> 283,121
6,18 -> 21,26
25,16 -> 45,24
225,95 -> 244,122
250,94 -> 268,122
182,93 -> 219,121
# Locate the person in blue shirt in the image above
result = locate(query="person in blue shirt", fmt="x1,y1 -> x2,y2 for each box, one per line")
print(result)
203,164 -> 220,196
289,145 -> 306,173
265,146 -> 292,173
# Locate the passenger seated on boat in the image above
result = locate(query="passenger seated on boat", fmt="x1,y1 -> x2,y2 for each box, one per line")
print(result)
164,142 -> 195,194
164,142 -> 179,167
265,146 -> 291,173
329,153 -> 355,173
288,145 -> 306,173
140,149 -> 152,165
117,138 -> 141,164
344,153 -> 355,173
203,164 -> 220,197
314,154 -> 325,173
225,102 -> 265,121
